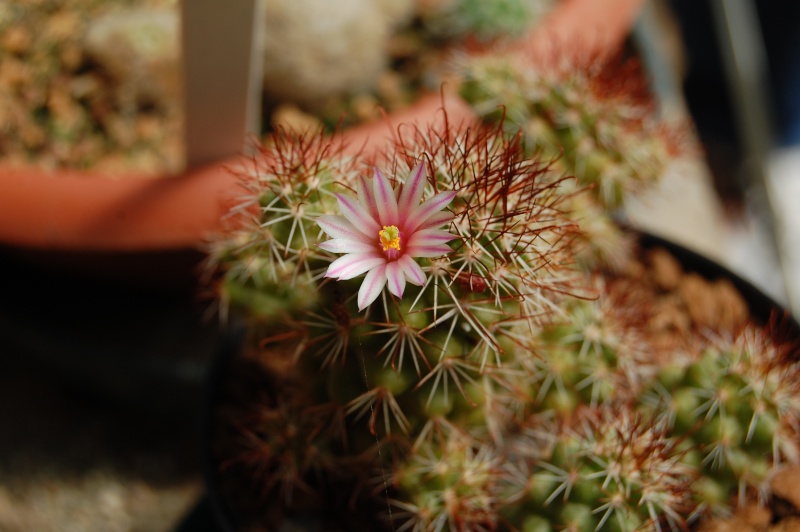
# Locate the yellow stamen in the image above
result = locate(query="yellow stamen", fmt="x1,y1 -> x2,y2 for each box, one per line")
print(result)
379,225 -> 401,252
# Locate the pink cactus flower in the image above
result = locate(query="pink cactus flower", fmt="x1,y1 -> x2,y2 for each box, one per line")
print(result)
316,162 -> 456,310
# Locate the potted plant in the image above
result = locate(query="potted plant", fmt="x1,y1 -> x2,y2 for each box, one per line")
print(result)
0,0 -> 653,448
199,25 -> 800,526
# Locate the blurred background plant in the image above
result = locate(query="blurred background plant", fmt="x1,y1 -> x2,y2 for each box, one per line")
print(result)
419,0 -> 555,43
0,0 -> 562,173
264,0 -> 559,132
0,0 -> 655,176
457,47 -> 687,271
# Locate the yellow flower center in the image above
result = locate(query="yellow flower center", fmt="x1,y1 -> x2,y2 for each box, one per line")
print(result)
379,225 -> 401,252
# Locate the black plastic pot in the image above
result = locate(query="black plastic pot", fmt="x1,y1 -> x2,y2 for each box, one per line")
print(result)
638,232 -> 799,333
198,232 -> 799,531
200,322 -> 245,532
0,245 -> 219,417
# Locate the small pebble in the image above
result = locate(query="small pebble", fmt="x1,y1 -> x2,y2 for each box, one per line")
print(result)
647,247 -> 683,291
770,466 -> 800,509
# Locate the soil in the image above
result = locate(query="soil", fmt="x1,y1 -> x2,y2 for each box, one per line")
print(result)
1,1 -> 549,174
610,244 -> 750,357
2,0 -> 468,174
0,0 -> 181,173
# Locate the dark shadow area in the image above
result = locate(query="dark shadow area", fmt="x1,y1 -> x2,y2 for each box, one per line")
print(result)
0,246 -> 222,530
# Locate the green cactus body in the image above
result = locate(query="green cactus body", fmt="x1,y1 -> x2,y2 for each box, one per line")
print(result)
208,122 -> 597,529
459,53 -> 674,210
532,280 -> 653,415
639,326 -> 800,513
518,409 -> 694,532
458,50 -> 681,270
208,97 -> 797,530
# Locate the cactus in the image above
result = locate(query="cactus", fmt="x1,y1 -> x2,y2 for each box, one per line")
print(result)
459,52 -> 680,208
208,103 -> 798,532
209,118 -> 592,528
533,276 -> 655,412
512,406 -> 696,532
209,119 -> 800,530
639,322 -> 800,513
457,50 -> 685,270
261,0 -> 415,109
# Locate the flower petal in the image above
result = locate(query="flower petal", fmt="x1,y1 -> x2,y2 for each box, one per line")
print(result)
358,264 -> 387,311
416,210 -> 454,232
336,194 -> 381,238
385,261 -> 406,298
397,162 -> 427,215
373,168 -> 399,226
404,191 -> 457,234
316,215 -> 373,244
398,254 -> 426,286
326,253 -> 385,280
357,175 -> 380,223
406,244 -> 452,258
407,229 -> 455,249
318,238 -> 376,254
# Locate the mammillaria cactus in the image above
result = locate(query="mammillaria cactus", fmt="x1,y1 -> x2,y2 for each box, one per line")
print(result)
208,110 -> 799,529
457,49 -> 685,271
209,118 -> 590,528
517,407 -> 696,531
261,0 -> 415,109
533,277 -> 654,412
640,323 -> 800,514
459,51 -> 679,209
201,0 -> 800,523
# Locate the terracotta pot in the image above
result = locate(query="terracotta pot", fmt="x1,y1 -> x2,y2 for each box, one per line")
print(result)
0,0 -> 644,283
521,0 -> 644,60
0,93 -> 472,249
0,92 -> 476,285
0,85 -> 460,418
